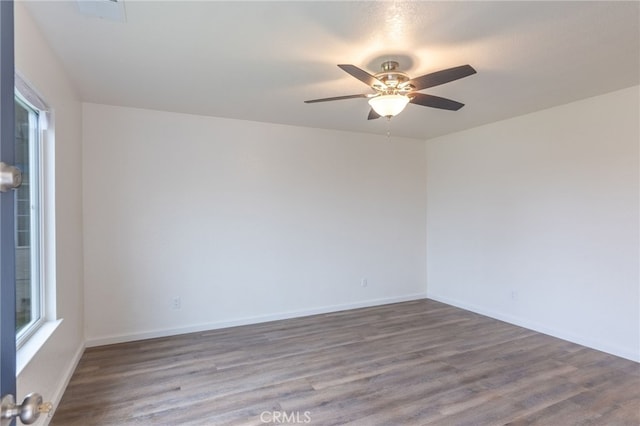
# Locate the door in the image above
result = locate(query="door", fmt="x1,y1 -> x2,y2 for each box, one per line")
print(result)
0,0 -> 18,424
0,0 -> 17,418
1,2 -> 50,425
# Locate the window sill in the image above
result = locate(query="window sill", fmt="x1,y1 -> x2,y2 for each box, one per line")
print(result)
16,319 -> 62,376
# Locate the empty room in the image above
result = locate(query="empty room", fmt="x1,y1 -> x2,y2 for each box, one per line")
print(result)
1,1 -> 638,425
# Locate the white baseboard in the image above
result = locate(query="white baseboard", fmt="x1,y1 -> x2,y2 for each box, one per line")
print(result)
42,342 -> 85,426
85,293 -> 428,348
427,293 -> 639,363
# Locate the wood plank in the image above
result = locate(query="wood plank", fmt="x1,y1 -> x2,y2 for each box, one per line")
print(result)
51,299 -> 640,425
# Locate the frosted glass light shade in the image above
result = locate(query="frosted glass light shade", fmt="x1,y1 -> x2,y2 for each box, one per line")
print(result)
368,94 -> 410,117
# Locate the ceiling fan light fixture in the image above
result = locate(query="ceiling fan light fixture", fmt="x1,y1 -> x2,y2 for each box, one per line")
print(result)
368,94 -> 410,117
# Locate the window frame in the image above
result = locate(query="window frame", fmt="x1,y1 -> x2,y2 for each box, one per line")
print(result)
14,92 -> 46,349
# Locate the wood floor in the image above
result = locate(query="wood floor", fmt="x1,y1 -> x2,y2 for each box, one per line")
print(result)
51,299 -> 640,425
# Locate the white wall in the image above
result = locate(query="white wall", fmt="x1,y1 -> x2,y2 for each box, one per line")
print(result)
82,104 -> 427,344
15,2 -> 85,421
426,86 -> 640,361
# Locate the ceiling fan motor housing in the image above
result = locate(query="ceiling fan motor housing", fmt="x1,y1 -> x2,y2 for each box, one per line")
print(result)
373,61 -> 412,94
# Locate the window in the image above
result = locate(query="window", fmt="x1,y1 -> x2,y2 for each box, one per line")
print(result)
13,75 -> 59,374
14,91 -> 44,346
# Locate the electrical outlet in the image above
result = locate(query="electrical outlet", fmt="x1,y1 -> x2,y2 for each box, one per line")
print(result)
361,278 -> 368,288
171,297 -> 181,310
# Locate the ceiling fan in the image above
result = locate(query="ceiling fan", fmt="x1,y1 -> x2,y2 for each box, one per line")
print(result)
304,61 -> 476,119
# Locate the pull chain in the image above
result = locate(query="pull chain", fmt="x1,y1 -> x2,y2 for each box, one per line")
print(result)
386,116 -> 391,139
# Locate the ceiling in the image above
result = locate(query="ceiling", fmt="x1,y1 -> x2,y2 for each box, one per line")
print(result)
23,1 -> 640,140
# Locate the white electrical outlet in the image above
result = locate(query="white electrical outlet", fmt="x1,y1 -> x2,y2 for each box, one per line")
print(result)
171,297 -> 181,310
361,278 -> 368,287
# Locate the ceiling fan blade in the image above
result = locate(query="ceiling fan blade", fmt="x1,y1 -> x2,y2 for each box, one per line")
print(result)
304,94 -> 370,103
367,109 -> 381,120
410,93 -> 465,111
338,64 -> 385,88
409,65 -> 476,91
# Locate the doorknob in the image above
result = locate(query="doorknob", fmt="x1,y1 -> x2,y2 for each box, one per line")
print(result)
0,162 -> 22,192
1,393 -> 52,425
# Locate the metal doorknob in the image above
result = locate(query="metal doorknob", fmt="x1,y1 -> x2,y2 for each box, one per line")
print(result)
1,393 -> 52,425
0,161 -> 22,192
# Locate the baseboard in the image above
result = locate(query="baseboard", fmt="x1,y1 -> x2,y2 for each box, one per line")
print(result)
42,341 -> 85,426
427,293 -> 639,363
85,293 -> 428,347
